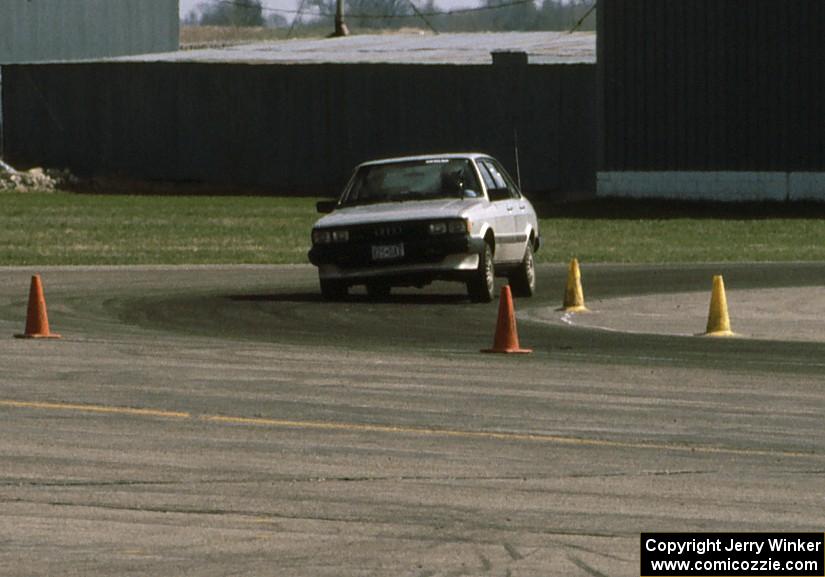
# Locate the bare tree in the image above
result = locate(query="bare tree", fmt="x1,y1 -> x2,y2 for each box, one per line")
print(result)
536,0 -> 595,31
482,0 -> 538,31
346,0 -> 414,28
197,0 -> 266,27
290,0 -> 596,33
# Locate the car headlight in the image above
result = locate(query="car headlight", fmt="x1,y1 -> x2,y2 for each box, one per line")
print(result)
428,219 -> 469,235
312,229 -> 331,244
448,219 -> 469,234
312,229 -> 349,244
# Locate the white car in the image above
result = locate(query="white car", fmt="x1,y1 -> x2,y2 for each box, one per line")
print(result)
308,153 -> 541,302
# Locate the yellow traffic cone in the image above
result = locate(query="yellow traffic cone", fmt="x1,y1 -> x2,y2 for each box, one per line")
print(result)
560,258 -> 589,312
704,275 -> 735,337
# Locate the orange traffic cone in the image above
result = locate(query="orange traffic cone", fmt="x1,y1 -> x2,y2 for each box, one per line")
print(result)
15,275 -> 61,339
482,285 -> 531,354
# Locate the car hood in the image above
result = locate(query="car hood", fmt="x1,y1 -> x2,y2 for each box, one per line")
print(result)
314,198 -> 486,228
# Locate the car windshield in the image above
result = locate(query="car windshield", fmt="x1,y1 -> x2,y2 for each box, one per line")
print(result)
340,158 -> 482,206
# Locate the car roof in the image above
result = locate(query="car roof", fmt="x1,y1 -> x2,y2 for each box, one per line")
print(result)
357,153 -> 491,167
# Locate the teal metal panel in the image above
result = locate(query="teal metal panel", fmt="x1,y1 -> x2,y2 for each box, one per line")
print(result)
0,0 -> 178,64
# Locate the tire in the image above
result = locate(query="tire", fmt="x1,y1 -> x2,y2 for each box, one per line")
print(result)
366,282 -> 391,300
467,243 -> 495,303
320,278 -> 348,301
509,242 -> 536,298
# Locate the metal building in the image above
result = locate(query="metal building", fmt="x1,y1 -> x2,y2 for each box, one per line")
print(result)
597,0 -> 825,201
0,0 -> 179,64
0,0 -> 178,157
3,33 -> 597,198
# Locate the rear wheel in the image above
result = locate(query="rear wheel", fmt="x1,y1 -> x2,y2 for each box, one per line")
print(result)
509,242 -> 536,298
320,278 -> 348,301
467,243 -> 495,303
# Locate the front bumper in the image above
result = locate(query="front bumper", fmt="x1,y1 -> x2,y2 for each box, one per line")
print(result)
308,235 -> 486,281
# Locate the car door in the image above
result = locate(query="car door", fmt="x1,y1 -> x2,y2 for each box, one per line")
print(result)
490,159 -> 532,253
478,159 -> 520,262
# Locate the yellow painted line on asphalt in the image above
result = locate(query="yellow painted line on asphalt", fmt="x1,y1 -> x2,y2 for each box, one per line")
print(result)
203,415 -> 817,459
0,399 -> 190,420
1,399 -> 819,459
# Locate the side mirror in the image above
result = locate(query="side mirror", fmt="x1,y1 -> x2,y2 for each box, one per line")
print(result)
488,188 -> 510,202
316,200 -> 337,214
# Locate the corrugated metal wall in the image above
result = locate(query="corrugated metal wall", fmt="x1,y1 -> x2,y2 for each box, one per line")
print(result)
0,0 -> 178,64
598,0 -> 825,172
2,62 -> 596,197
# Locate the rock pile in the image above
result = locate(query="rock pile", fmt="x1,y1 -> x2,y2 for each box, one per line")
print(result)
0,160 -> 76,192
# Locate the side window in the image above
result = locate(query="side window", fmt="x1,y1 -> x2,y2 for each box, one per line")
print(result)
479,159 -> 517,201
459,162 -> 482,197
478,162 -> 497,192
488,160 -> 521,198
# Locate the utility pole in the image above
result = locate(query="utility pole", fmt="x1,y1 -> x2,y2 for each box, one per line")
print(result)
333,0 -> 350,36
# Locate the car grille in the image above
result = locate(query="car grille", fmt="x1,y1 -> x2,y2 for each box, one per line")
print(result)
319,220 -> 469,269
372,224 -> 404,239
348,221 -> 428,243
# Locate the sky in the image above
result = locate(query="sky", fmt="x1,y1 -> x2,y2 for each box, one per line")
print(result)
179,0 -> 199,17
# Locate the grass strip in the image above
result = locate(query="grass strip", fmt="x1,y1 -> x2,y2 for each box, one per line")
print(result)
1,192 -> 824,265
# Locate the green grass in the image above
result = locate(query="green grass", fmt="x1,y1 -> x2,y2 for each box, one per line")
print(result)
536,199 -> 825,263
540,218 -> 825,263
0,193 -> 316,265
1,192 -> 824,265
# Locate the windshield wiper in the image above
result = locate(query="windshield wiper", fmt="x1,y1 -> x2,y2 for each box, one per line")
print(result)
343,191 -> 452,206
397,191 -> 432,202
342,195 -> 389,207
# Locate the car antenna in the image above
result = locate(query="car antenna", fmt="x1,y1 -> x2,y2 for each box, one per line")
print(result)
513,127 -> 523,190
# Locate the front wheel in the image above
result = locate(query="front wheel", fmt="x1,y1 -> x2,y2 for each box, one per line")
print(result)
509,242 -> 536,298
320,278 -> 348,301
467,243 -> 495,303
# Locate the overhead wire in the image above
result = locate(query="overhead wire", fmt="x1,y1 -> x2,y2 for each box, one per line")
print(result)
567,0 -> 595,33
405,0 -> 439,34
286,0 -> 309,36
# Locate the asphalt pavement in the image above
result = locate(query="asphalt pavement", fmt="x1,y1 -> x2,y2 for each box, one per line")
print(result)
1,263 -> 824,576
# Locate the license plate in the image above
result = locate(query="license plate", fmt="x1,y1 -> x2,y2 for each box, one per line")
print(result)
371,243 -> 405,261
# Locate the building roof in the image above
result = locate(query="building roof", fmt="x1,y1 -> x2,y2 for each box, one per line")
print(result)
117,31 -> 595,65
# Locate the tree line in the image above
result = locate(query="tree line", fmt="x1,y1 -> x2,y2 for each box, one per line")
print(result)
183,0 -> 596,32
